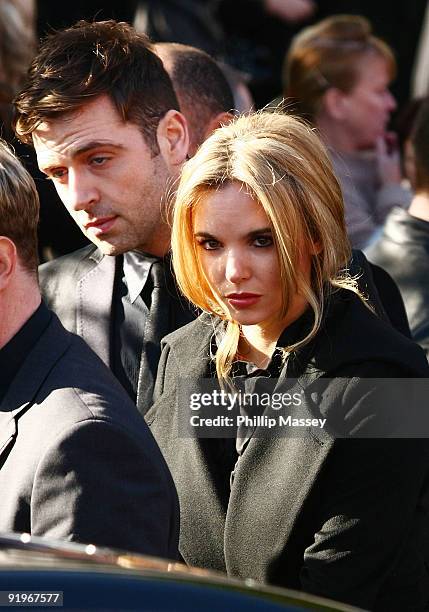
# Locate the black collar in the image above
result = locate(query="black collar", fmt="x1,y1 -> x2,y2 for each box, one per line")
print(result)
0,302 -> 52,404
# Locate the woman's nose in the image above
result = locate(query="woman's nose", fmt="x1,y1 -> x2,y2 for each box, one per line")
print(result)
224,250 -> 250,283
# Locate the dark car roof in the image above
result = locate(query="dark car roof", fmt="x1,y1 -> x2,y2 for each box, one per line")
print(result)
0,533 -> 362,611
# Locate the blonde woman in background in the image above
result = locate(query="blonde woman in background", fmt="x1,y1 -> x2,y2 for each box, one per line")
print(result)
0,0 -> 36,138
146,111 -> 429,611
284,15 -> 411,249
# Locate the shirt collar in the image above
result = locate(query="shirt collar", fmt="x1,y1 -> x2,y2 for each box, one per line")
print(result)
0,301 -> 52,405
212,307 -> 314,377
123,251 -> 158,303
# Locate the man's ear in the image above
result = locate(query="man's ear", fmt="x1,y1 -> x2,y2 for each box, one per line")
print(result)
156,110 -> 189,169
204,111 -> 234,140
0,237 -> 17,290
322,87 -> 350,121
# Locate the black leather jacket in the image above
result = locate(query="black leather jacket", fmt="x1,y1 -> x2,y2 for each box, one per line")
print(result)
366,206 -> 429,358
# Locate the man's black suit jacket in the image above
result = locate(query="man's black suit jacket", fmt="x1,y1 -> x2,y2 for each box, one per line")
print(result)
0,307 -> 179,558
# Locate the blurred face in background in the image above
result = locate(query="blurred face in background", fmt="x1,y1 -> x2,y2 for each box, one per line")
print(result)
336,53 -> 396,150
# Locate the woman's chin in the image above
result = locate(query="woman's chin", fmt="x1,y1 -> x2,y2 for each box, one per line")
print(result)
229,311 -> 265,327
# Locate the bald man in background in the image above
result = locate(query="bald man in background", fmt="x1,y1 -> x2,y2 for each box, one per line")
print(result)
155,42 -> 234,155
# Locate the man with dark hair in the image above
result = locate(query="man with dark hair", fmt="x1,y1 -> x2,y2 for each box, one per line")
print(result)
0,140 -> 179,556
155,42 -> 234,155
14,20 -> 193,411
367,99 -> 429,358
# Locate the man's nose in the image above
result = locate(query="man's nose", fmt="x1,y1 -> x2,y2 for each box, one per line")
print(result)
225,250 -> 250,283
63,169 -> 100,213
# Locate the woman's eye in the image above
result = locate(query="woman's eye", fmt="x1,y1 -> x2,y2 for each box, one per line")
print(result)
200,239 -> 221,250
253,235 -> 273,247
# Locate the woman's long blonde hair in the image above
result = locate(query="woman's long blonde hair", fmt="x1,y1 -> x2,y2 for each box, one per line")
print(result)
171,111 -> 360,382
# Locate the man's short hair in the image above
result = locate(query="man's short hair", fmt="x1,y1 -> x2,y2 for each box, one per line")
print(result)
155,43 -> 234,150
0,141 -> 39,273
14,20 -> 179,155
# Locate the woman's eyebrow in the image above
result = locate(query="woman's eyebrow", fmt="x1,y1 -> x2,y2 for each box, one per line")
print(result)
194,231 -> 216,238
247,227 -> 272,238
194,228 -> 272,239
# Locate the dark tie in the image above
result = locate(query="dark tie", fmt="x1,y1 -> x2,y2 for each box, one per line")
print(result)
118,279 -> 147,402
136,260 -> 171,411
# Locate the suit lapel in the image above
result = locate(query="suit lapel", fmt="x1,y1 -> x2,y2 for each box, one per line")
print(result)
77,253 -> 116,368
0,413 -> 16,460
0,315 -> 71,463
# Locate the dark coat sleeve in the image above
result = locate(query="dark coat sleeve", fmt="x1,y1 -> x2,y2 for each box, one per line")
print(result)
299,361 -> 429,610
301,436 -> 429,609
31,417 -> 180,560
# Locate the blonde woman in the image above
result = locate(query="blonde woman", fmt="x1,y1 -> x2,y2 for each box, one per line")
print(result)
146,112 -> 429,611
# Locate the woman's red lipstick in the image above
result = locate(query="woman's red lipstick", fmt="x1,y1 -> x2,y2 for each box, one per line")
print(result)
225,292 -> 261,308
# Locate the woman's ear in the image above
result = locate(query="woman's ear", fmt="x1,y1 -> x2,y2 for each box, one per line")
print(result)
322,87 -> 349,121
156,110 -> 189,170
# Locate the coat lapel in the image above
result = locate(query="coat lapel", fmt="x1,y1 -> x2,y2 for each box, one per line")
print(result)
77,253 -> 116,368
0,413 -> 16,461
224,419 -> 334,581
148,330 -> 230,571
0,315 -> 70,463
